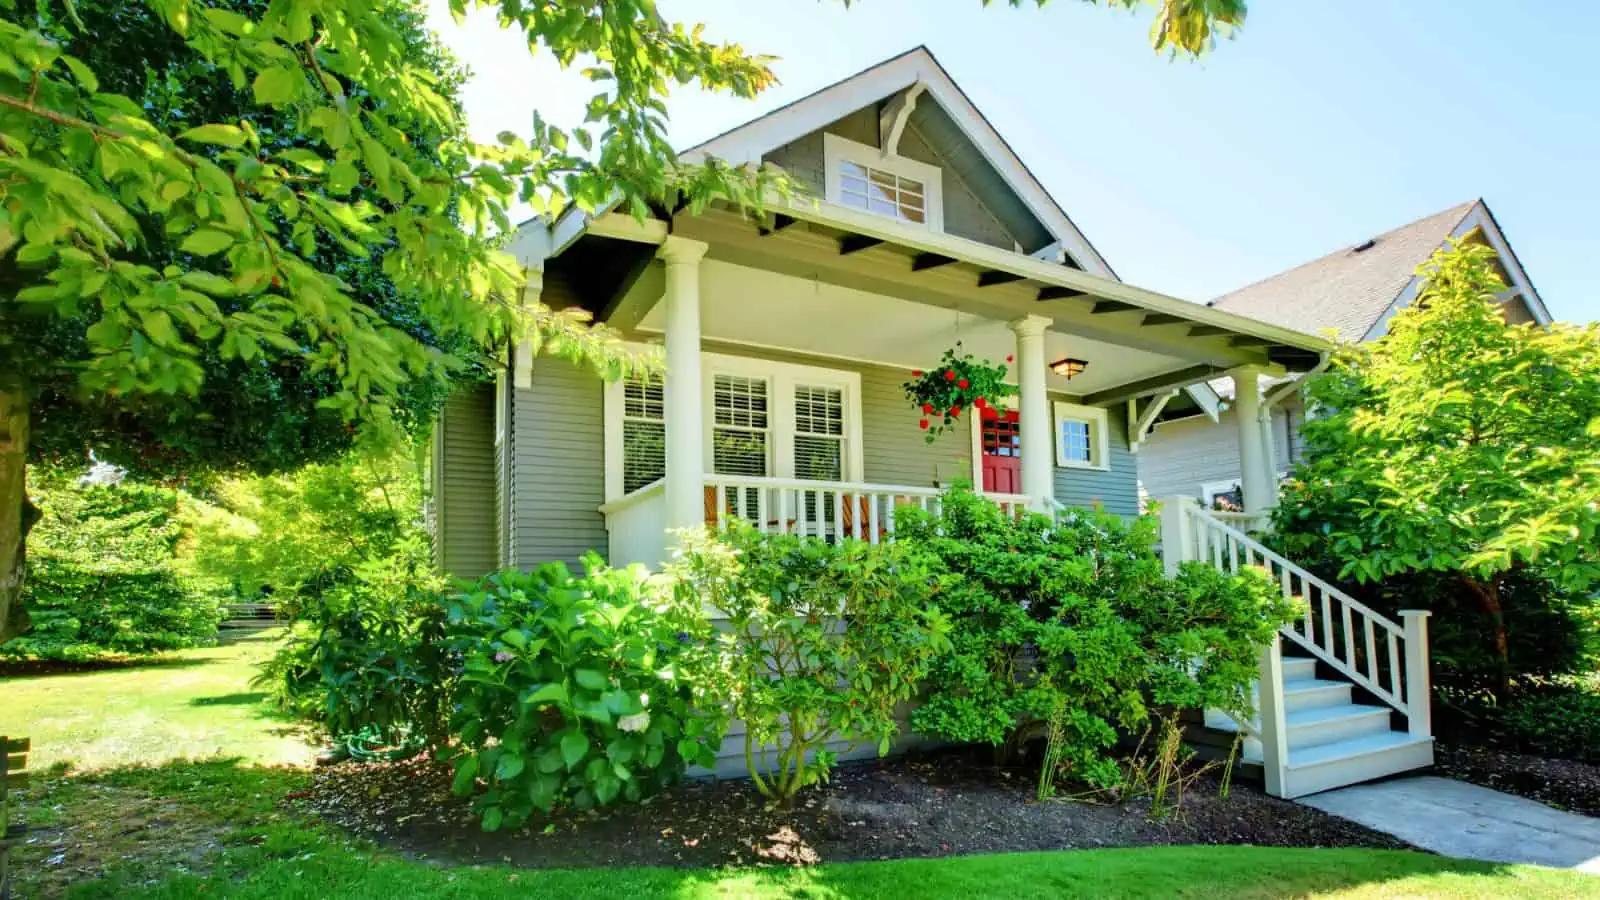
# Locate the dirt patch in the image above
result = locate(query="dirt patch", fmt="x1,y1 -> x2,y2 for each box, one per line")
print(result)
1436,742 -> 1600,817
308,747 -> 1412,869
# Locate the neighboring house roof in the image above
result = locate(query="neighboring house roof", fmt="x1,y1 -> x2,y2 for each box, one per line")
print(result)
1208,199 -> 1550,342
682,45 -> 1117,279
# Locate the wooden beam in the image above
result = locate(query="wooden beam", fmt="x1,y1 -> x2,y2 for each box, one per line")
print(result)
1230,335 -> 1272,347
1091,300 -> 1139,315
1140,313 -> 1186,326
977,270 -> 1025,288
1127,389 -> 1178,453
912,253 -> 958,272
1187,325 -> 1228,337
1084,364 -> 1222,406
1036,286 -> 1085,302
839,234 -> 884,256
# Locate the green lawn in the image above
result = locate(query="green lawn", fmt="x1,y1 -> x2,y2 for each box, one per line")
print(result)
10,635 -> 1600,898
5,632 -> 313,770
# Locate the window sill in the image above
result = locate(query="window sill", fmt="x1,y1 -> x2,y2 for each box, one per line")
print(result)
1055,461 -> 1109,473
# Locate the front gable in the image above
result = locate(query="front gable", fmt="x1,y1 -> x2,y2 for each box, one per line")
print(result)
684,47 -> 1113,277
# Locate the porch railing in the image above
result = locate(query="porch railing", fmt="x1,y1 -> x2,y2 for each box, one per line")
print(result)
704,475 -> 1030,544
1160,496 -> 1431,794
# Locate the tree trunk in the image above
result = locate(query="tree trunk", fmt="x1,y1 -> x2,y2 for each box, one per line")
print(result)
0,373 -> 36,643
1458,573 -> 1510,694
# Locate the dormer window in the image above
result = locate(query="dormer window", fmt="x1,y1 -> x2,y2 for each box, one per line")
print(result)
823,134 -> 943,231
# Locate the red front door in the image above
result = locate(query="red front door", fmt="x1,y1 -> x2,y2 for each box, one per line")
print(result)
980,409 -> 1021,494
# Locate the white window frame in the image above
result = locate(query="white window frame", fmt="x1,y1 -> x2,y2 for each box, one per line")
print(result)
1200,478 -> 1243,508
493,371 -> 507,449
823,133 -> 944,232
701,352 -> 864,483
1053,400 -> 1109,471
602,347 -> 864,501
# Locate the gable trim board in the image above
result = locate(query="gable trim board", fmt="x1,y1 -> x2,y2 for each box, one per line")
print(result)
682,46 -> 1116,278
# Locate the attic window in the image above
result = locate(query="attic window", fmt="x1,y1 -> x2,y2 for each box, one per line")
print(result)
823,133 -> 944,231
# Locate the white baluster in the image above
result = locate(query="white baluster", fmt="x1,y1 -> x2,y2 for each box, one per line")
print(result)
1400,610 -> 1432,737
1341,602 -> 1356,669
1387,631 -> 1402,701
833,490 -> 845,543
715,484 -> 728,531
1320,590 -> 1335,657
1363,617 -> 1378,685
868,493 -> 881,545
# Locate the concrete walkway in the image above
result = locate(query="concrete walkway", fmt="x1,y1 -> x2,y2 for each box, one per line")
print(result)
1301,776 -> 1600,872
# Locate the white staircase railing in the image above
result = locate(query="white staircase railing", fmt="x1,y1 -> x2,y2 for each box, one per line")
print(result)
1160,496 -> 1432,795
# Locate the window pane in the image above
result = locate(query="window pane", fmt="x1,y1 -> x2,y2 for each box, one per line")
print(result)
840,174 -> 869,195
795,385 -> 844,436
623,420 -> 665,492
869,197 -> 898,216
1060,419 -> 1092,463
795,435 -> 842,482
623,376 -> 664,420
713,374 -> 768,428
713,429 -> 768,477
839,160 -> 867,179
901,205 -> 926,224
899,178 -> 925,198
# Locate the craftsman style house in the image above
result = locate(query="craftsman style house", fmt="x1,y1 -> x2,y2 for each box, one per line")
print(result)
429,47 -> 1439,798
1138,200 -> 1552,513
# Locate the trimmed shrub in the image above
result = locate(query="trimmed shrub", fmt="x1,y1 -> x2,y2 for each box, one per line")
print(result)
665,525 -> 949,807
3,475 -> 221,661
895,488 -> 1294,789
447,558 -> 723,830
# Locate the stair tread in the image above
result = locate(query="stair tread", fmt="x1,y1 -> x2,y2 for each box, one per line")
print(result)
1282,678 -> 1351,694
1286,731 -> 1431,769
1284,704 -> 1393,727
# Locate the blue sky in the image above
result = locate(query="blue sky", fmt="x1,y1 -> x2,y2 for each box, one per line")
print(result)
424,0 -> 1599,324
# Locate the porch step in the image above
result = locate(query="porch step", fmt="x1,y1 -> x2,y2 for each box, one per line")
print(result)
1282,678 -> 1353,712
1281,732 -> 1434,799
1284,704 -> 1395,751
1281,657 -> 1318,681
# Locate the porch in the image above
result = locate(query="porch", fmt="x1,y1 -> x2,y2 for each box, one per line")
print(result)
517,200 -> 1323,569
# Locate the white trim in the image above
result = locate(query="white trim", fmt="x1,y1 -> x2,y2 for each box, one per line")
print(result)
968,395 -> 1019,492
1052,400 -> 1109,471
701,352 -> 865,483
1126,389 -> 1177,453
1363,201 -> 1551,342
878,82 -> 926,157
682,47 -> 1115,276
823,133 -> 944,232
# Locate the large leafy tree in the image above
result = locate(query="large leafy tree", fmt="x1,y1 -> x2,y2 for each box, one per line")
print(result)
0,0 -> 1246,640
1273,244 -> 1600,678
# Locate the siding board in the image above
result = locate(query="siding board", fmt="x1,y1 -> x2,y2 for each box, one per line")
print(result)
509,355 -> 609,571
432,385 -> 498,580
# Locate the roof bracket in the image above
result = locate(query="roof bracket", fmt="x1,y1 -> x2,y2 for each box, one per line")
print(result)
758,213 -> 799,236
912,252 -> 958,271
1140,313 -> 1185,327
1036,286 -> 1086,302
1091,300 -> 1139,315
1126,389 -> 1178,454
878,82 -> 927,158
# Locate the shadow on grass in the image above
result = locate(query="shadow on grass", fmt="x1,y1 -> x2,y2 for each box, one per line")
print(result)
191,692 -> 273,707
0,654 -> 214,678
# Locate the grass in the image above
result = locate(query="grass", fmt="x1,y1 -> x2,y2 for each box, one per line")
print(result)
4,631 -> 312,771
10,631 -> 1600,898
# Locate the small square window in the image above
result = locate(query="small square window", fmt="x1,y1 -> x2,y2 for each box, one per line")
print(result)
1053,401 -> 1109,470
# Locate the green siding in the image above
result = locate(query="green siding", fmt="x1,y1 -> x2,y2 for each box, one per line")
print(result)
431,384 -> 498,580
1053,404 -> 1140,517
509,356 -> 609,570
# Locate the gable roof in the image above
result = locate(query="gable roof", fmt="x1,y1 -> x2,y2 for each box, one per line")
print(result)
682,46 -> 1116,279
1208,199 -> 1552,341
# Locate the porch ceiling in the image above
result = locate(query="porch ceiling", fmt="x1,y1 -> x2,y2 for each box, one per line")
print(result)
633,259 -> 1188,398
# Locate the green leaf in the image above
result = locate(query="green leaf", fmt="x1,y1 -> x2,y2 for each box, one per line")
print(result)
534,747 -> 564,774
61,55 -> 99,92
451,755 -> 479,795
500,629 -> 527,649
574,668 -> 608,691
139,310 -> 177,346
252,67 -> 298,105
180,229 -> 233,257
481,805 -> 503,832
496,753 -> 525,781
522,682 -> 567,707
559,730 -> 589,770
178,124 -> 247,148
593,773 -> 620,805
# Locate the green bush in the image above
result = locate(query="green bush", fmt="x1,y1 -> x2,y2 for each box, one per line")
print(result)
447,559 -> 723,831
256,535 -> 453,752
666,525 -> 950,807
3,475 -> 221,661
895,489 -> 1293,790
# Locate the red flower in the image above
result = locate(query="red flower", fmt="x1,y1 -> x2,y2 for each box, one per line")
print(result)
957,378 -> 970,389
949,405 -> 962,417
919,418 -> 930,430
921,402 -> 934,414
944,369 -> 957,382
974,397 -> 987,409
1006,355 -> 1014,363
912,370 -> 922,377
981,406 -> 998,419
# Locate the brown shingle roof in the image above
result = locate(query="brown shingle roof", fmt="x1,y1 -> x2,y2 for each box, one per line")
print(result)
1208,201 -> 1479,340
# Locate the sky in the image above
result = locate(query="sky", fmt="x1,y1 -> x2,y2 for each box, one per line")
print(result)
423,0 -> 1600,324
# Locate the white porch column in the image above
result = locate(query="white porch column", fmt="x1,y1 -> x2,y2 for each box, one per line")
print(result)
1230,366 -> 1274,516
513,266 -> 543,390
660,237 -> 710,537
1257,405 -> 1281,507
1008,314 -> 1055,513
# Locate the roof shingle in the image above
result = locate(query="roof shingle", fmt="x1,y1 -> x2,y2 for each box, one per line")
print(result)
1208,201 -> 1478,340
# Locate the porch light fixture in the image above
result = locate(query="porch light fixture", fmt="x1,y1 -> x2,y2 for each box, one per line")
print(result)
1050,357 -> 1089,380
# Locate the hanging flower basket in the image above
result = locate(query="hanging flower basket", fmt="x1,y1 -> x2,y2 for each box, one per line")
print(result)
903,343 -> 1014,443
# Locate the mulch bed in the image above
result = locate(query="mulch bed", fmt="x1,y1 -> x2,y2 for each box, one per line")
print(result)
1435,742 -> 1600,817
308,747 -> 1410,869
